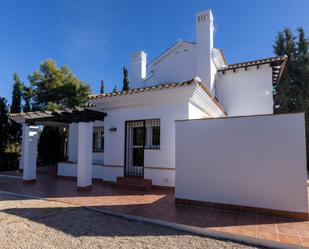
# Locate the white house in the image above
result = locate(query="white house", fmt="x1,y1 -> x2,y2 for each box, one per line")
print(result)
12,10 -> 287,190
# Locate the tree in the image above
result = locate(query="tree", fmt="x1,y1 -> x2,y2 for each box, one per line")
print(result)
28,59 -> 91,110
273,28 -> 298,113
122,66 -> 129,91
28,59 -> 91,165
0,97 -> 9,153
9,73 -> 23,145
100,80 -> 105,94
22,86 -> 32,112
273,27 -> 309,168
11,73 -> 22,114
113,84 -> 118,93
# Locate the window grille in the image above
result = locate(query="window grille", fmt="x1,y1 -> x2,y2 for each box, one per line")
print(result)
145,119 -> 160,149
93,127 -> 104,152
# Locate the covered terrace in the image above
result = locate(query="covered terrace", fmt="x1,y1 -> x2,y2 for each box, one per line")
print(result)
9,106 -> 106,190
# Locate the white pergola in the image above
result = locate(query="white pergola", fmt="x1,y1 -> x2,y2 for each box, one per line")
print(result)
9,107 -> 106,190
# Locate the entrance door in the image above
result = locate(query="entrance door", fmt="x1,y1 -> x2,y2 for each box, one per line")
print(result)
124,120 -> 145,177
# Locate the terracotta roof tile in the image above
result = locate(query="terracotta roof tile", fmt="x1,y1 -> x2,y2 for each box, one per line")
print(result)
89,79 -> 226,115
88,80 -> 196,100
218,55 -> 287,83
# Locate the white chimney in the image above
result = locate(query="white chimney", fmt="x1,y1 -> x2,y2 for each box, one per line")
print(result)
196,10 -> 216,94
130,51 -> 147,88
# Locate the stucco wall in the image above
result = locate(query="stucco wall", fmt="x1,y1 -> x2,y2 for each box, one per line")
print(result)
175,113 -> 308,213
145,43 -> 196,86
68,121 -> 104,164
103,101 -> 189,186
216,65 -> 273,116
58,162 -> 104,180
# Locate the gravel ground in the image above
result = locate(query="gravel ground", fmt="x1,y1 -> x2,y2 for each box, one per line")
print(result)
0,192 -> 264,249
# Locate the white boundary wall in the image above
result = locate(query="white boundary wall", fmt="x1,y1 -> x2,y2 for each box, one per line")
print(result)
175,113 -> 308,213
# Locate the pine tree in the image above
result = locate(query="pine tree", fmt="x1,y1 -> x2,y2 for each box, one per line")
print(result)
113,84 -> 118,93
122,67 -> 129,91
0,97 -> 9,153
9,73 -> 23,145
100,80 -> 105,94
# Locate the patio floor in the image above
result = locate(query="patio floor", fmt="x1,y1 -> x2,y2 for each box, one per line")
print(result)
0,171 -> 309,247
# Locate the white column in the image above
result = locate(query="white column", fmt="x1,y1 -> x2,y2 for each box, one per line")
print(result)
22,124 -> 39,182
68,123 -> 78,162
77,122 -> 93,189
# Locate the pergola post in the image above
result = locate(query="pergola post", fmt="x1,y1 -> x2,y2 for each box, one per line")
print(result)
22,124 -> 39,183
77,122 -> 93,190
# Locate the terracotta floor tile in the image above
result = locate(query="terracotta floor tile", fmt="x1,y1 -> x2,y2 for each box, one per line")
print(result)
256,224 -> 277,233
278,234 -> 302,245
296,222 -> 309,238
276,223 -> 298,235
0,172 -> 309,248
301,237 -> 309,247
257,231 -> 279,241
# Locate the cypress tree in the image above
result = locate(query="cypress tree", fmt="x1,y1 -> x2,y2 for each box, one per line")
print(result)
273,30 -> 289,113
297,28 -> 308,55
9,73 -> 23,145
22,86 -> 32,112
122,67 -> 129,91
113,84 -> 118,93
100,80 -> 105,94
273,27 -> 309,168
273,31 -> 285,56
0,97 -> 9,153
11,73 -> 22,113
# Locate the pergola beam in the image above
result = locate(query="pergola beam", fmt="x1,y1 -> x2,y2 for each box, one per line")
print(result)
9,107 -> 106,125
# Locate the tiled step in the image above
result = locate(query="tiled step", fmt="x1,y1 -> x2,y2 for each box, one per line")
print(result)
116,177 -> 152,191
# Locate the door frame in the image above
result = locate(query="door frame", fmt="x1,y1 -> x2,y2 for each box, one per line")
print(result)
124,119 -> 146,178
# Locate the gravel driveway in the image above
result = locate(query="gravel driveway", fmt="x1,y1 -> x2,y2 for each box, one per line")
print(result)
0,192 -> 264,249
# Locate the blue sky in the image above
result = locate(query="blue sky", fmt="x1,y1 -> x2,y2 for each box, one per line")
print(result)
1,0 -> 309,104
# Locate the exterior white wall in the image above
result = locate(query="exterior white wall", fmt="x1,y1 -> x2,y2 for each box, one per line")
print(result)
216,65 -> 274,116
145,43 -> 197,86
103,101 -> 189,186
93,153 -> 104,164
68,123 -> 78,162
175,113 -> 308,213
67,121 -> 104,164
188,102 -> 209,119
58,162 -> 104,179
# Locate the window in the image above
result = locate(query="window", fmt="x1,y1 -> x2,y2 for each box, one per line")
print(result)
145,119 -> 160,149
93,127 -> 104,152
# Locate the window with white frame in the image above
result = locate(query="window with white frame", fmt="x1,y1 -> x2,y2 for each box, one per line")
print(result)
145,119 -> 160,149
93,127 -> 104,152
